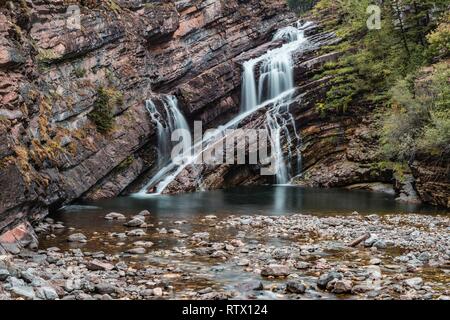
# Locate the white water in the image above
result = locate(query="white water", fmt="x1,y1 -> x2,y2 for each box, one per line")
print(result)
240,22 -> 310,183
144,95 -> 191,167
137,22 -> 312,195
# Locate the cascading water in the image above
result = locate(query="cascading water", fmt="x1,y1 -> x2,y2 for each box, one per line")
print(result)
139,95 -> 191,193
137,21 -> 312,195
239,22 -> 310,183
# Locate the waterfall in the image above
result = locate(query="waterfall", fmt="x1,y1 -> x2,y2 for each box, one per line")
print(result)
139,95 -> 191,194
239,22 -> 310,183
137,21 -> 312,195
240,22 -> 310,113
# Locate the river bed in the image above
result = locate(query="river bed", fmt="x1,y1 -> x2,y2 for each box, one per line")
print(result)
1,187 -> 448,300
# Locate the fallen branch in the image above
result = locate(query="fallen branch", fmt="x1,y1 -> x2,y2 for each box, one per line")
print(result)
349,233 -> 370,247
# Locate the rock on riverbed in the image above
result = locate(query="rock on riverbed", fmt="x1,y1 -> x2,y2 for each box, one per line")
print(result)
0,212 -> 448,300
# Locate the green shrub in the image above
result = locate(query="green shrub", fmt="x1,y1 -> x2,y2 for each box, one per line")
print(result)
380,63 -> 450,161
88,87 -> 123,133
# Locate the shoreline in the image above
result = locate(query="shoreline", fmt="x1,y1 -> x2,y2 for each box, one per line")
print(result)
0,211 -> 449,300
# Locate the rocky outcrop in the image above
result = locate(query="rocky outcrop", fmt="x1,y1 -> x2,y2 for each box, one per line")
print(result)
0,0 -> 296,249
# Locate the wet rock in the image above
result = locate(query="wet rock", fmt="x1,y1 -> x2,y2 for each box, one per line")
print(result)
404,277 -> 423,289
105,212 -> 126,220
236,259 -> 250,266
133,241 -> 154,248
236,281 -> 264,292
364,234 -> 378,247
35,286 -> 59,300
2,243 -> 21,254
111,232 -> 127,239
418,252 -> 430,262
210,250 -> 227,258
153,287 -> 163,297
192,232 -> 210,240
352,283 -> 374,294
10,285 -> 35,300
86,260 -> 114,271
67,233 -> 87,243
373,240 -> 387,249
294,261 -> 311,270
230,239 -> 244,247
260,264 -> 290,277
140,289 -> 154,297
366,266 -> 382,280
138,210 -> 151,216
124,218 -> 145,228
126,229 -> 147,237
126,247 -> 146,255
0,269 -> 10,281
286,280 -> 306,294
205,215 -> 217,220
331,279 -> 352,294
369,258 -> 381,265
317,271 -> 343,289
95,283 -> 117,295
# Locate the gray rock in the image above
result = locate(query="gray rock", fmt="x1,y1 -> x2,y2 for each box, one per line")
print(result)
0,269 -> 10,281
1,243 -> 21,255
404,277 -> 423,289
126,229 -> 147,237
331,279 -> 352,294
126,247 -> 146,255
153,287 -> 163,297
317,271 -> 343,289
35,286 -> 59,300
236,281 -> 264,292
364,234 -> 378,247
86,260 -> 114,271
124,218 -> 145,228
260,264 -> 290,277
418,252 -> 430,262
10,285 -> 35,300
67,233 -> 87,243
138,210 -> 151,216
105,212 -> 126,220
295,261 -> 311,270
373,240 -> 387,249
352,283 -> 374,294
236,259 -> 250,266
286,280 -> 306,294
95,283 -> 117,295
140,289 -> 154,297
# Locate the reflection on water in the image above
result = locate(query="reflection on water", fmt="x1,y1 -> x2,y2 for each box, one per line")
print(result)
62,186 -> 445,219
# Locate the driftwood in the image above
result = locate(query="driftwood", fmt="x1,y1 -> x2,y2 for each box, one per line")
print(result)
349,233 -> 370,247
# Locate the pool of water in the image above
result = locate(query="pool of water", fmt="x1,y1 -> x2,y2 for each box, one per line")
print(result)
61,186 -> 446,219
38,186 -> 447,299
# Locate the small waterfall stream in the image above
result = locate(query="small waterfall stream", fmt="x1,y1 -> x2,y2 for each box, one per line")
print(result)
138,22 -> 312,195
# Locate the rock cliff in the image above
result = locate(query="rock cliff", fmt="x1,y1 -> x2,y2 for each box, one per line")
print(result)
0,0 -> 296,251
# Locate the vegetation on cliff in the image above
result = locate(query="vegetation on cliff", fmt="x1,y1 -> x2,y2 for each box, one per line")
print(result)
306,0 -> 449,165
88,87 -> 123,133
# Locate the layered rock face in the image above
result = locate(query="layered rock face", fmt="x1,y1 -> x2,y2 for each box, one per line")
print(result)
157,15 -> 449,209
0,0 -> 296,250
